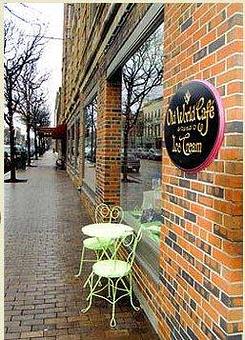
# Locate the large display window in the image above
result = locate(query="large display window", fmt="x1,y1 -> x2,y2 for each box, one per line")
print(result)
83,97 -> 97,192
120,24 -> 163,248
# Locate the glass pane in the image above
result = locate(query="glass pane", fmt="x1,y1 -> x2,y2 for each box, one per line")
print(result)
120,23 -> 163,244
83,97 -> 97,192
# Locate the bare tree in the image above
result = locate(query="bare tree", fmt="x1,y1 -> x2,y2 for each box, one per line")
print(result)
4,3 -> 42,25
31,103 -> 51,159
17,62 -> 49,165
121,26 -> 163,181
85,98 -> 97,162
4,19 -> 45,181
91,99 -> 97,160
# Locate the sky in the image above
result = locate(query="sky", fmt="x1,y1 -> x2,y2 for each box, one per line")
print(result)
4,3 -> 64,134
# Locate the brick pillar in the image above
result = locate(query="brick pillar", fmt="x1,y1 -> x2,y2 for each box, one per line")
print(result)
95,66 -> 122,206
160,3 -> 243,339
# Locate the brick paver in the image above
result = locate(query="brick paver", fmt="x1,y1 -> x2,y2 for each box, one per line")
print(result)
4,151 -> 159,339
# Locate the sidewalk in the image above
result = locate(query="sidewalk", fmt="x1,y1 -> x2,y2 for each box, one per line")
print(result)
4,151 -> 159,339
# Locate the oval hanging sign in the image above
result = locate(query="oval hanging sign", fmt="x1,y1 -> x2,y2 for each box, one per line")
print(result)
164,80 -> 225,173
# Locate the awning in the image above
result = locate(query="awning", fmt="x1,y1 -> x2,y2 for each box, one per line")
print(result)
37,124 -> 67,139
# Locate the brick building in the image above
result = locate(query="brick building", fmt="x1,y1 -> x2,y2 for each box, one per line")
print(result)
124,97 -> 163,149
142,96 -> 163,148
59,4 -> 243,339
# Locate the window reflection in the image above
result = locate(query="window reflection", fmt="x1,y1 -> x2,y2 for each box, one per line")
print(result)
120,23 -> 163,245
83,97 -> 97,192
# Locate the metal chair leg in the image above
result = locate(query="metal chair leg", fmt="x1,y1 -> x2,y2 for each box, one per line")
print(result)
83,271 -> 93,288
129,273 -> 140,311
107,278 -> 111,298
81,273 -> 94,313
75,246 -> 85,277
96,251 -> 103,287
82,274 -> 103,313
110,279 -> 117,328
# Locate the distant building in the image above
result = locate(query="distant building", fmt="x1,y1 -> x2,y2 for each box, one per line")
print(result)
54,87 -> 63,155
127,96 -> 163,149
55,87 -> 61,127
142,96 -> 163,148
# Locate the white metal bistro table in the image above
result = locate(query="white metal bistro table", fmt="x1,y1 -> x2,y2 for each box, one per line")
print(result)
82,223 -> 133,239
82,223 -> 134,288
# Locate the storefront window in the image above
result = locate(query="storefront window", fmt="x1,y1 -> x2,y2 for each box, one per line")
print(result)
75,118 -> 80,168
70,124 -> 75,166
83,97 -> 97,192
67,129 -> 71,161
120,24 -> 163,246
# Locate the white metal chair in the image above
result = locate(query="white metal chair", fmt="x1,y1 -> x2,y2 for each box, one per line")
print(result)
75,203 -> 124,278
81,226 -> 143,327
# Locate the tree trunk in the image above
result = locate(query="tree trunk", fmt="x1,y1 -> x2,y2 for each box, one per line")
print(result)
26,121 -> 31,166
38,135 -> 42,156
34,127 -> 38,160
9,119 -> 16,181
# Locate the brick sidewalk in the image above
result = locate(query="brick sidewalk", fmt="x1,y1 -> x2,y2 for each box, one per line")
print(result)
4,151 -> 159,340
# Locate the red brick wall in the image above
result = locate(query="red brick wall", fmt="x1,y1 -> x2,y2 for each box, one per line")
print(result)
160,3 -> 243,339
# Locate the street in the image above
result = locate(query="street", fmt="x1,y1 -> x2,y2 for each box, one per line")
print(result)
4,151 -> 159,339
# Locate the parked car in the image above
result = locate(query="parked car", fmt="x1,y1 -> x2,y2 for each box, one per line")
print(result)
135,147 -> 150,159
135,148 -> 144,158
14,145 -> 28,169
85,146 -> 96,163
121,152 -> 140,173
4,144 -> 26,172
147,148 -> 162,161
127,148 -> 135,154
4,151 -> 11,173
85,146 -> 90,158
4,144 -> 11,156
139,148 -> 151,159
30,146 -> 35,157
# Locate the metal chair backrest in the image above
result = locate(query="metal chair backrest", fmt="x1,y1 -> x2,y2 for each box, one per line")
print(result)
110,206 -> 124,224
126,226 -> 143,268
95,203 -> 124,224
95,203 -> 111,223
